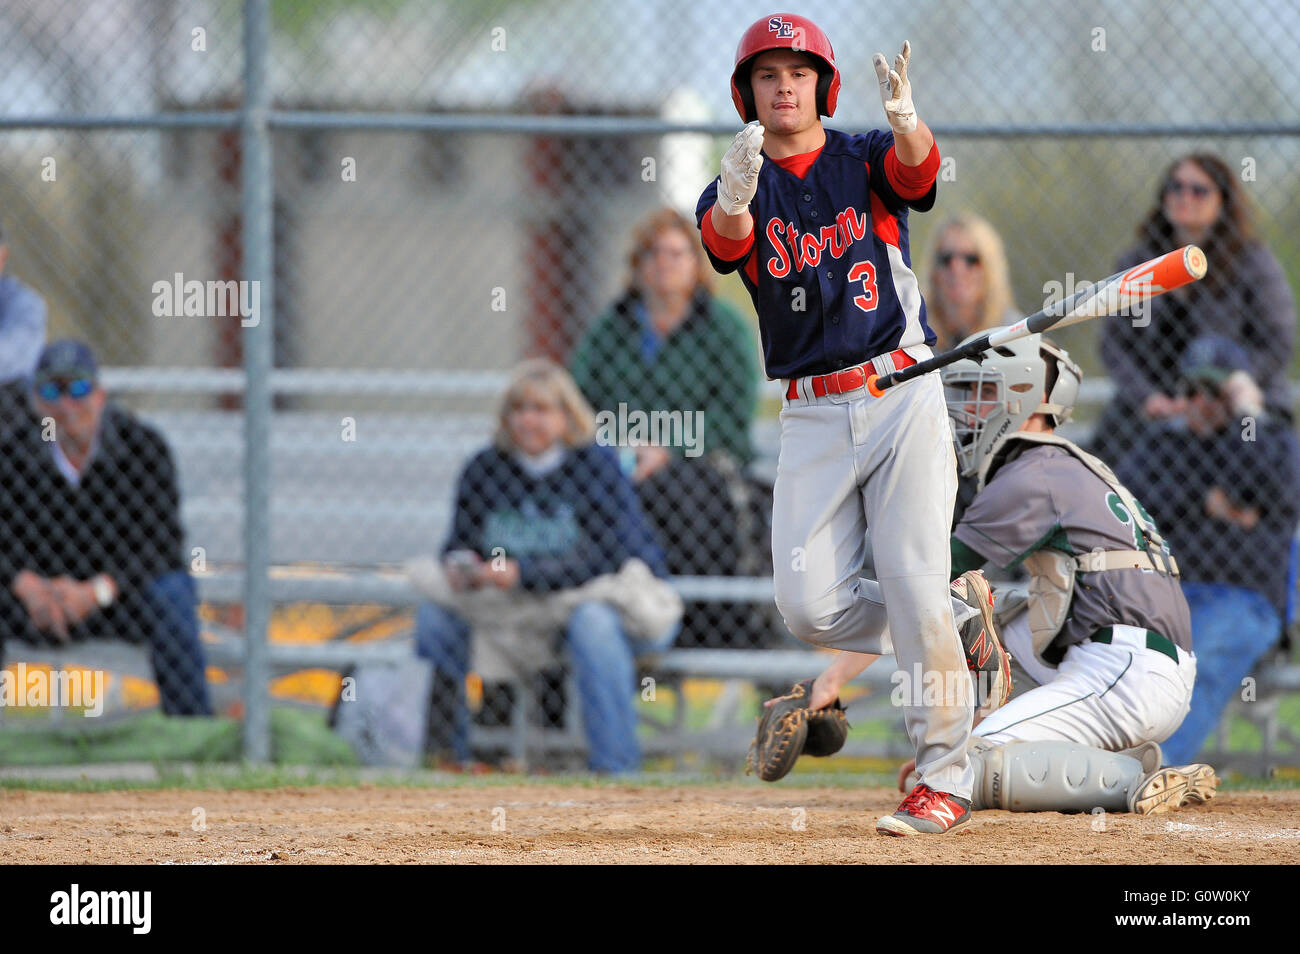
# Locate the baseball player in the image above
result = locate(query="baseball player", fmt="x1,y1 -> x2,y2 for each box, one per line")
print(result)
698,14 -> 1009,835
771,336 -> 1218,817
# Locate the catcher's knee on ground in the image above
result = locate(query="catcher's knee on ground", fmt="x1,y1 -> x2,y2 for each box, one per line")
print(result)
967,740 -> 1155,813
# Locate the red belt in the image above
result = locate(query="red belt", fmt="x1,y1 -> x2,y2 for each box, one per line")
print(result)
785,349 -> 916,401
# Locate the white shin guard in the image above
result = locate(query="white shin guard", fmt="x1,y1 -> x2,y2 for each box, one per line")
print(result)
969,740 -> 1157,813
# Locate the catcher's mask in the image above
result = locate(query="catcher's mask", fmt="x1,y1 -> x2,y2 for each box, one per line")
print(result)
731,13 -> 841,122
941,334 -> 1082,479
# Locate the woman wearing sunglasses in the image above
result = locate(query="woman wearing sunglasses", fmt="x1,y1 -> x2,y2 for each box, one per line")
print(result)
924,213 -> 1019,353
1093,153 -> 1296,462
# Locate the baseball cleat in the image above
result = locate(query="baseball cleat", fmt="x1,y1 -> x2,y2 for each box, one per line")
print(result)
876,783 -> 972,836
1127,763 -> 1220,815
951,570 -> 1012,715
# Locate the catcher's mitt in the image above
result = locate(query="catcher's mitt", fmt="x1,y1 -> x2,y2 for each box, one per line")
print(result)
746,679 -> 850,782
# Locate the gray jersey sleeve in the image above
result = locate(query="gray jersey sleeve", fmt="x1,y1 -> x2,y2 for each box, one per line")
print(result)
954,454 -> 1066,570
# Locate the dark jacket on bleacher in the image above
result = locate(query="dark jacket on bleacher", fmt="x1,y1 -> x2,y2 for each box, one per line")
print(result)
1117,416 -> 1300,615
442,442 -> 667,593
0,402 -> 188,641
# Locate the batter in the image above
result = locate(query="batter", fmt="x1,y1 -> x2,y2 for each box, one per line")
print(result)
697,13 -> 1000,834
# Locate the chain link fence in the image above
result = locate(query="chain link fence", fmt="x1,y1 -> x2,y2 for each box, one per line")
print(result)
0,0 -> 1297,772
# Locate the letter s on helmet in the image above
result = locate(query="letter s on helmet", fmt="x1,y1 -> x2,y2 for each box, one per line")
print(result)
731,13 -> 841,122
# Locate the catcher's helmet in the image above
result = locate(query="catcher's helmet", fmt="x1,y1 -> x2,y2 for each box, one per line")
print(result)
941,334 -> 1083,480
731,13 -> 840,123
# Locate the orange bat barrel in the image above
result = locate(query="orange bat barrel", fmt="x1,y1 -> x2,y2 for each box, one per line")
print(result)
866,245 -> 1207,396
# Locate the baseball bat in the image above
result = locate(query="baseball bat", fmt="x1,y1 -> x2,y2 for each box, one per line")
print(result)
866,244 -> 1208,396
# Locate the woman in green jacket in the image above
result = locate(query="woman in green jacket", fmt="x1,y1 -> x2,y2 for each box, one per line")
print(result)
570,208 -> 767,647
570,207 -> 759,477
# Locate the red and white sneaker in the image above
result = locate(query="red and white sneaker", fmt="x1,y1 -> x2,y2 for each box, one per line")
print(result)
876,783 -> 972,836
951,570 -> 1012,716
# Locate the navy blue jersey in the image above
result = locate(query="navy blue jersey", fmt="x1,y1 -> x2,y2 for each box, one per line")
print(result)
696,127 -> 938,379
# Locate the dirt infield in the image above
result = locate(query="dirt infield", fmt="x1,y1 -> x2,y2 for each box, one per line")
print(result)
2,784 -> 1298,864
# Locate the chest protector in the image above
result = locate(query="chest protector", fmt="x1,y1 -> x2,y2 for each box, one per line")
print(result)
982,433 -> 1179,669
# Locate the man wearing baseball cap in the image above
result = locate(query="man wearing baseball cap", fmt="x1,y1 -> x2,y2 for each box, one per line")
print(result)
1118,335 -> 1300,764
0,339 -> 212,715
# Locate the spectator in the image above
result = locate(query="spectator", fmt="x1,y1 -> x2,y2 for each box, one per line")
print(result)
925,213 -> 1018,352
0,219 -> 49,424
570,207 -> 759,474
924,214 -> 1021,524
1117,336 -> 1300,764
0,340 -> 212,716
412,359 -> 678,774
1094,153 -> 1297,462
570,208 -> 767,647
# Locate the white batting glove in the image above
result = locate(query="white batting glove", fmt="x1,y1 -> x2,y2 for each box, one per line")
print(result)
873,40 -> 917,135
717,122 -> 764,216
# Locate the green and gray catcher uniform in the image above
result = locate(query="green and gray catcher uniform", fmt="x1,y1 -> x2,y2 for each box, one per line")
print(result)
948,433 -> 1200,812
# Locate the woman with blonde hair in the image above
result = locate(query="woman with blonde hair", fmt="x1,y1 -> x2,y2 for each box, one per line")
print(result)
925,214 -> 1018,352
412,358 -> 676,773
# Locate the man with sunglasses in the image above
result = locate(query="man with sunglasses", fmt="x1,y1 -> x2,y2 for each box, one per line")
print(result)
1117,336 -> 1300,765
0,219 -> 48,426
0,340 -> 212,716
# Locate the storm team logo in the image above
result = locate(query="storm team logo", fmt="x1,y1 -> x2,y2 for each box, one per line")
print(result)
763,206 -> 868,276
763,208 -> 881,314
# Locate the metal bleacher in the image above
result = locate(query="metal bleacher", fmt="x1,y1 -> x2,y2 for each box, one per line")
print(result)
21,369 -> 1293,771
112,369 -> 829,765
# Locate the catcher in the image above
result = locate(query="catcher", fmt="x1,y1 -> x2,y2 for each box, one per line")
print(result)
751,335 -> 1219,820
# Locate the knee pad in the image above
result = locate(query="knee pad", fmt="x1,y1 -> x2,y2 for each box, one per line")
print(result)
969,740 -> 1145,813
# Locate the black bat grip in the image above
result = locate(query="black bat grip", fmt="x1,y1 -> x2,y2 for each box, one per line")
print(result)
867,333 -> 994,396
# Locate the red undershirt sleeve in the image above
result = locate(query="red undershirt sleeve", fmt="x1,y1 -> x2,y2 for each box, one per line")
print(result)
884,141 -> 941,200
700,208 -> 755,262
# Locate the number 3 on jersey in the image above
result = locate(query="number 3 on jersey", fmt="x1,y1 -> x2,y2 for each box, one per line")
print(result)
848,260 -> 878,313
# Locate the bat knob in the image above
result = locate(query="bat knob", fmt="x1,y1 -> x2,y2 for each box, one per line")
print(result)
866,373 -> 885,398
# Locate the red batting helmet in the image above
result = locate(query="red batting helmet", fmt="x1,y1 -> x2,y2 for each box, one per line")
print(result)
731,13 -> 841,123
